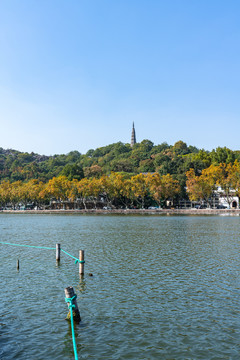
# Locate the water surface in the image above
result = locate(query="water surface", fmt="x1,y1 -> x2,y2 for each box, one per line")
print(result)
0,214 -> 240,359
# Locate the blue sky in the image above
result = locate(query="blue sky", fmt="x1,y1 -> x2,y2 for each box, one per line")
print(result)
0,1 -> 239,155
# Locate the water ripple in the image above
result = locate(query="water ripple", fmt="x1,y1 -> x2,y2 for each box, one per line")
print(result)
1,214 -> 240,359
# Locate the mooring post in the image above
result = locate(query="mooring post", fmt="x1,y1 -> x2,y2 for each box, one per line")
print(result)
17,259 -> 19,270
64,286 -> 81,323
56,243 -> 61,262
79,250 -> 84,275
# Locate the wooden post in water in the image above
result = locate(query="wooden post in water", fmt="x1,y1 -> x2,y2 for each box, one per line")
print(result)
56,243 -> 61,262
79,250 -> 84,275
64,286 -> 81,323
17,259 -> 19,270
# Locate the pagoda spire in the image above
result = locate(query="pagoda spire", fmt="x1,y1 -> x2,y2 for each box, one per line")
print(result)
131,122 -> 136,147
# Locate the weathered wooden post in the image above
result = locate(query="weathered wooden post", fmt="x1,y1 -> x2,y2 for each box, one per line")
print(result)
17,259 -> 19,270
79,250 -> 84,275
64,286 -> 81,323
56,243 -> 61,262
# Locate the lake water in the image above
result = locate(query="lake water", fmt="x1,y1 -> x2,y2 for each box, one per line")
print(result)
1,214 -> 240,359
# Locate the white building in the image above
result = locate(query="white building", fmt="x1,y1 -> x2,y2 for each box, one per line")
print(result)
216,186 -> 239,209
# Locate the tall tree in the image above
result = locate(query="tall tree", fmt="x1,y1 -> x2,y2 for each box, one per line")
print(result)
147,173 -> 180,207
186,166 -> 217,206
131,173 -> 149,208
215,161 -> 240,207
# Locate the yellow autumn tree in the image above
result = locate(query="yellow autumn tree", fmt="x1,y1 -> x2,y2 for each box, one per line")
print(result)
215,160 -> 240,207
88,177 -> 102,208
98,175 -> 113,207
186,165 -> 217,206
145,173 -> 162,206
77,178 -> 91,209
147,173 -> 180,207
68,179 -> 79,202
109,172 -> 133,208
9,181 -> 23,209
27,179 -> 46,208
0,180 -> 12,207
45,176 -> 72,203
130,173 -> 149,208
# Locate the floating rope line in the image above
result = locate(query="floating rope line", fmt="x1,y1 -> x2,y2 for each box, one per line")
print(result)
0,241 -> 84,264
65,295 -> 79,360
0,241 -> 55,250
61,249 -> 85,264
0,240 -> 82,359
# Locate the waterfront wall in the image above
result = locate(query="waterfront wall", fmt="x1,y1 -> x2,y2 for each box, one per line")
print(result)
1,208 -> 240,215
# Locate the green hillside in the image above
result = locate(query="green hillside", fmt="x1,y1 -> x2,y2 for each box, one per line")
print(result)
0,141 -> 239,192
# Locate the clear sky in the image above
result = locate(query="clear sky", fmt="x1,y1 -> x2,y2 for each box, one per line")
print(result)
0,1 -> 239,155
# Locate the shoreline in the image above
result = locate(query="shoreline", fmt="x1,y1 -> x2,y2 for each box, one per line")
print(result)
1,208 -> 240,215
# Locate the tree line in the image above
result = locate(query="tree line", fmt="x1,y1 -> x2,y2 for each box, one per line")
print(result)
1,160 -> 240,209
0,173 -> 179,209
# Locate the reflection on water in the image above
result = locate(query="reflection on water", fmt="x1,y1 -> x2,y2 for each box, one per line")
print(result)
0,214 -> 240,359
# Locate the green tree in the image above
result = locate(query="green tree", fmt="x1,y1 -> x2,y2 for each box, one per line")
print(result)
60,164 -> 84,181
211,147 -> 235,165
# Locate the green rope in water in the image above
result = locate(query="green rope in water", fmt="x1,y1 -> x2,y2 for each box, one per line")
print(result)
0,240 -> 82,359
0,241 -> 55,250
65,295 -> 79,360
61,249 -> 85,264
0,241 -> 85,264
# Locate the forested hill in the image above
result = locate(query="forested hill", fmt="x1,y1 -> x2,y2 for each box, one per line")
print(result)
0,140 -> 239,185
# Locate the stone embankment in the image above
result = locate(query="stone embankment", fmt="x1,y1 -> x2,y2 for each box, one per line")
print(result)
1,209 -> 240,215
